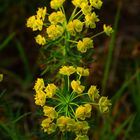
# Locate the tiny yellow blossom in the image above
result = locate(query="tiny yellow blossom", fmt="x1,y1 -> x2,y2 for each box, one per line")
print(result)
41,118 -> 56,134
90,0 -> 103,9
43,106 -> 58,119
45,83 -> 57,98
34,90 -> 46,106
34,78 -> 45,92
77,38 -> 93,53
75,135 -> 89,140
36,7 -> 47,21
75,104 -> 92,120
57,116 -> 75,132
26,16 -> 43,31
35,34 -> 46,45
103,24 -> 113,36
46,25 -> 64,40
71,80 -> 85,94
88,85 -> 100,101
99,96 -> 112,113
59,66 -> 76,76
72,0 -> 88,7
0,74 -> 3,82
85,12 -> 99,29
76,67 -> 89,76
50,0 -> 65,10
74,121 -> 89,135
80,2 -> 92,15
48,11 -> 65,25
67,19 -> 83,36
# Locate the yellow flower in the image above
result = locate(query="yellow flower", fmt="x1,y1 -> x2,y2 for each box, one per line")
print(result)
76,67 -> 89,76
67,19 -> 83,36
80,2 -> 92,15
45,83 -> 57,98
75,104 -> 92,120
49,11 -> 65,25
88,85 -> 100,101
0,74 -> 3,82
59,66 -> 76,76
57,116 -> 75,132
34,78 -> 45,92
71,80 -> 85,94
34,90 -> 46,106
75,135 -> 89,140
99,96 -> 112,113
36,7 -> 47,21
43,106 -> 58,119
72,0 -> 88,7
90,0 -> 103,9
41,118 -> 56,134
26,16 -> 43,31
77,38 -> 93,53
85,12 -> 99,29
50,0 -> 65,10
74,121 -> 89,135
103,24 -> 113,36
35,34 -> 46,45
46,25 -> 64,40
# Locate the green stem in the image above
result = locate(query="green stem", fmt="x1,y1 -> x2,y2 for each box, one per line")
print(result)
91,31 -> 105,39
69,7 -> 77,22
72,93 -> 87,100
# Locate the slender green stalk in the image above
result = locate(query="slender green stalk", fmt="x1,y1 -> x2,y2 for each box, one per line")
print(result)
101,3 -> 121,95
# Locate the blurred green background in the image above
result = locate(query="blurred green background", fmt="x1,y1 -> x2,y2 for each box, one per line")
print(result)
0,0 -> 140,140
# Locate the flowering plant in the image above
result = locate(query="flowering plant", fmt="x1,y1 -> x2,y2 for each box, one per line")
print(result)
26,0 -> 113,139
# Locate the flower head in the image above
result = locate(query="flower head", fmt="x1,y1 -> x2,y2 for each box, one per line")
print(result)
71,80 -> 85,94
88,85 -> 100,101
75,135 -> 89,140
77,38 -> 93,53
57,116 -> 75,132
72,0 -> 88,7
43,106 -> 58,119
36,7 -> 47,21
46,25 -> 64,40
45,83 -> 57,98
85,12 -> 99,29
41,118 -> 56,134
75,104 -> 92,120
59,66 -> 76,76
34,90 -> 46,106
76,67 -> 89,76
50,0 -> 65,10
34,78 -> 45,92
74,121 -> 89,135
99,96 -> 112,113
49,11 -> 65,25
103,24 -> 113,36
35,34 -> 46,45
90,0 -> 103,9
81,3 -> 92,15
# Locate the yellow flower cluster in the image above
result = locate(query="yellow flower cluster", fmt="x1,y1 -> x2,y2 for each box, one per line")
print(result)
88,85 -> 100,101
90,0 -> 103,9
50,0 -> 65,10
59,65 -> 76,76
35,34 -> 46,45
34,78 -> 57,106
77,38 -> 93,53
99,96 -> 112,113
26,7 -> 46,31
75,104 -> 92,120
66,19 -> 83,36
103,24 -> 113,36
71,80 -> 85,94
46,25 -> 64,40
48,11 -> 65,25
76,67 -> 89,76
